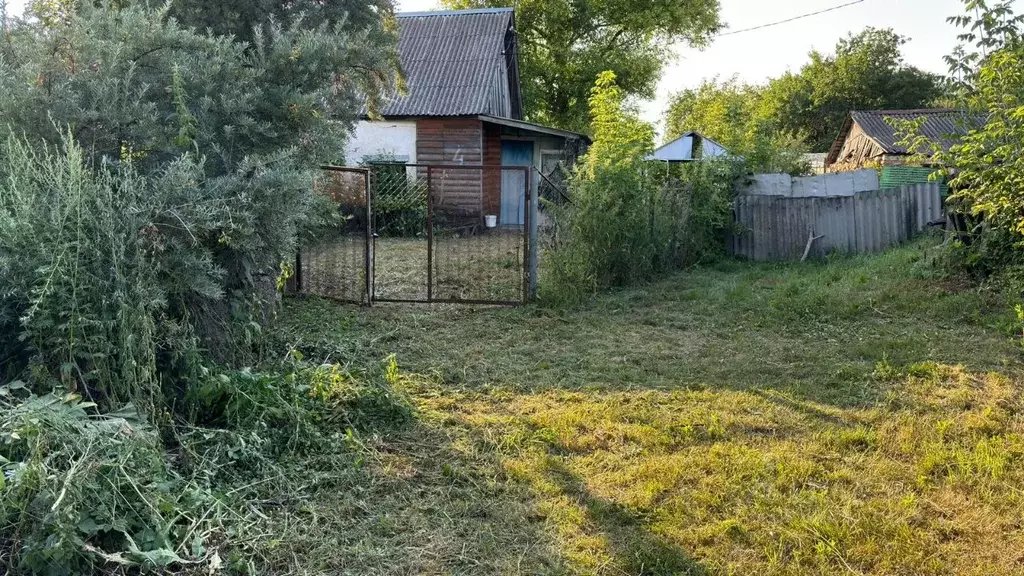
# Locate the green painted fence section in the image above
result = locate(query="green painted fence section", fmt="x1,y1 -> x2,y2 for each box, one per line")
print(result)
880,166 -> 948,196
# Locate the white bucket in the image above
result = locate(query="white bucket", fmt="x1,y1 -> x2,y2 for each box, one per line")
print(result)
485,215 -> 498,228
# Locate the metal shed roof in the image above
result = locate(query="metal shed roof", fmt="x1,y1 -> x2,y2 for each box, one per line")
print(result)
382,8 -> 520,118
479,115 -> 589,141
648,131 -> 730,162
827,109 -> 983,166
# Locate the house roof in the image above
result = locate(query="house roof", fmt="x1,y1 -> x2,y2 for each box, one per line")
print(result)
479,115 -> 589,142
826,109 -> 982,166
382,8 -> 520,118
649,131 -> 730,162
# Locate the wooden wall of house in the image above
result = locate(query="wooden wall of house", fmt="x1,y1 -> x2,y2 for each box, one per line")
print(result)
828,122 -> 885,172
417,119 -> 484,217
483,124 -> 502,218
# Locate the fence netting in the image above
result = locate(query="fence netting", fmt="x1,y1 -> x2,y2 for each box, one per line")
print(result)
429,166 -> 527,304
297,164 -> 531,305
297,168 -> 369,303
369,164 -> 430,302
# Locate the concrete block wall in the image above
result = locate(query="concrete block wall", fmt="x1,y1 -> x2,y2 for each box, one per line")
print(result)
744,169 -> 880,198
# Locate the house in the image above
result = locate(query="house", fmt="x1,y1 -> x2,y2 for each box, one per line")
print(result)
344,7 -> 589,226
648,131 -> 730,163
802,153 -> 827,175
824,109 -> 979,172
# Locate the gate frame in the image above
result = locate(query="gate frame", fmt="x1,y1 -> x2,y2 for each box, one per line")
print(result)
301,164 -> 536,306
370,163 -> 534,306
307,165 -> 373,305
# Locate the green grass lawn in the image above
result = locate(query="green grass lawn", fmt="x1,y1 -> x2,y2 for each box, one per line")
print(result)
269,240 -> 1024,575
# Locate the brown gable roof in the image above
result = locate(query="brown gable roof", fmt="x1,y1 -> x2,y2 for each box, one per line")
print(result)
826,109 -> 983,167
382,8 -> 522,118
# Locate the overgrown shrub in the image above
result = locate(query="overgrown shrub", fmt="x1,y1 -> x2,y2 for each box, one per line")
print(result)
0,0 -> 397,368
0,2 -> 408,572
543,72 -> 741,304
892,1 -> 1024,278
0,133 -> 219,412
0,356 -> 412,573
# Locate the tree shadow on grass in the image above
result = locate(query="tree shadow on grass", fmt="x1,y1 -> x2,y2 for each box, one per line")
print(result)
539,454 -> 708,576
247,416 -> 570,575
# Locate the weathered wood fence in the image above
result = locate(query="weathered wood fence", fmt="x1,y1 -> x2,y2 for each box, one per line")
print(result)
731,183 -> 943,261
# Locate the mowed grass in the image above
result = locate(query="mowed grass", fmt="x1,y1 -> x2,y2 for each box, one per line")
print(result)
273,240 -> 1024,575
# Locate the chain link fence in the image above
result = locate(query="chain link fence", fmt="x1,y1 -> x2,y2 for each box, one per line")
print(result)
296,164 -> 532,305
295,167 -> 370,303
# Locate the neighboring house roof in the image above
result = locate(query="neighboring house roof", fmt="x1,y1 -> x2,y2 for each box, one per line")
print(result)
826,109 -> 982,168
649,131 -> 730,162
382,8 -> 523,119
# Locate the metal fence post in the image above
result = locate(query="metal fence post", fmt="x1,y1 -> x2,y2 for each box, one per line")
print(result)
426,165 -> 434,303
527,167 -> 538,301
364,169 -> 373,306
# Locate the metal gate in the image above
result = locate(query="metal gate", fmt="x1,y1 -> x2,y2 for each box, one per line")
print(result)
295,166 -> 372,304
296,164 -> 534,306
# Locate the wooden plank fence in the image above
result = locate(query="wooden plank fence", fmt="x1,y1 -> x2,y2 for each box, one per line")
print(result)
731,183 -> 943,261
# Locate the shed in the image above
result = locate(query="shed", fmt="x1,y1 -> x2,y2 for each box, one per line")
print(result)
343,7 -> 589,226
825,109 -> 982,172
649,131 -> 730,163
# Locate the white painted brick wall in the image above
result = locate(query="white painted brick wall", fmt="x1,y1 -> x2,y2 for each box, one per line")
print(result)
344,120 -> 417,165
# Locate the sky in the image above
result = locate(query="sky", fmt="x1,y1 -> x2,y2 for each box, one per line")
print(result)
6,0 -> 1020,130
391,0 -> 1020,130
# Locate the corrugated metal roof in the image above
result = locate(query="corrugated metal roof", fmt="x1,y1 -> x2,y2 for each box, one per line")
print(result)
649,131 -> 731,162
848,109 -> 978,154
382,8 -> 516,117
479,115 -> 589,141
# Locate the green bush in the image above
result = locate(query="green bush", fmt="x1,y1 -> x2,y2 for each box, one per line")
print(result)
543,72 -> 741,304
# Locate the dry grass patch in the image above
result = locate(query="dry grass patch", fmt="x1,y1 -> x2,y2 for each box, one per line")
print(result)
409,362 -> 1023,575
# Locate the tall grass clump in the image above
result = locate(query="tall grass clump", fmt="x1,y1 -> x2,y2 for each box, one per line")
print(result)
543,72 -> 740,304
0,133 -> 212,411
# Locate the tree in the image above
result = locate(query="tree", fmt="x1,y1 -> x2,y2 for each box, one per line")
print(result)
442,0 -> 722,133
893,0 -> 1024,275
666,27 -> 944,159
664,77 -> 758,150
167,0 -> 395,45
771,28 -> 944,151
664,78 -> 810,174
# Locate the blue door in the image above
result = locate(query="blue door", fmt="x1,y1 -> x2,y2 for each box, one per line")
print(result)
501,141 -> 533,226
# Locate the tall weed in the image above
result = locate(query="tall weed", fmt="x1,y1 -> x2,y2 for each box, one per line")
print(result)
0,133 -> 225,411
543,72 -> 740,304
